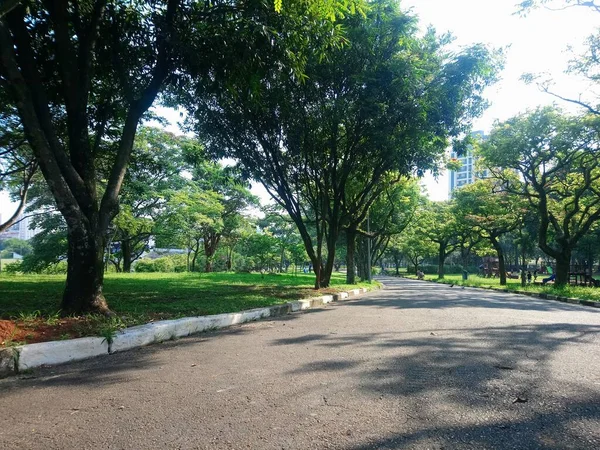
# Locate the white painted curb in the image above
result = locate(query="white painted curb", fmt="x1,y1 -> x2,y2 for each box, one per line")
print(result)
110,307 -> 273,353
18,337 -> 109,371
334,292 -> 349,300
4,284 -> 381,375
322,295 -> 334,304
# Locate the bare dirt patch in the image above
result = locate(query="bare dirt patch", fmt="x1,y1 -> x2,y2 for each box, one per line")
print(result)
0,318 -> 83,347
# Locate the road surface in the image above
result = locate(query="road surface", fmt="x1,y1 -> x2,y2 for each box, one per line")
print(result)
2,277 -> 600,449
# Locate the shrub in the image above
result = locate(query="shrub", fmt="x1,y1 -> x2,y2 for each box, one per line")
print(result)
152,257 -> 174,273
19,231 -> 67,273
134,254 -> 188,272
166,254 -> 187,272
3,260 -> 22,274
134,259 -> 157,272
41,261 -> 68,274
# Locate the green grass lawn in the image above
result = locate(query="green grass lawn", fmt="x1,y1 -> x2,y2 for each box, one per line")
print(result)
403,273 -> 600,303
0,271 -> 375,323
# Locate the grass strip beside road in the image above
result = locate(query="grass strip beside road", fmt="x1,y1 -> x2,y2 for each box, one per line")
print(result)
0,272 -> 376,346
403,273 -> 600,303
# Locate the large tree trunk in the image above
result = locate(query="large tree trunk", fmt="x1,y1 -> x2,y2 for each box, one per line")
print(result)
320,224 -> 340,288
393,253 -> 400,275
203,233 -> 221,273
520,245 -> 526,287
321,235 -> 336,287
322,256 -> 334,287
313,257 -> 323,289
61,225 -> 110,315
191,240 -> 200,272
346,227 -> 357,284
122,239 -> 132,273
356,236 -> 368,280
438,242 -> 447,279
461,246 -> 470,269
410,254 -> 421,275
110,259 -> 122,273
284,209 -> 325,289
491,237 -> 507,286
555,251 -> 571,287
203,235 -> 215,273
226,247 -> 233,271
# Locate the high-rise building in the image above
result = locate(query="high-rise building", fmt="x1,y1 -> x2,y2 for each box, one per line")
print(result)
0,213 -> 39,241
448,131 -> 489,196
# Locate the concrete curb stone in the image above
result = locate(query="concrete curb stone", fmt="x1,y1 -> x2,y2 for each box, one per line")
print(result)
289,300 -> 309,312
309,297 -> 325,307
1,283 -> 381,377
18,337 -> 109,371
333,292 -> 349,301
0,347 -> 16,377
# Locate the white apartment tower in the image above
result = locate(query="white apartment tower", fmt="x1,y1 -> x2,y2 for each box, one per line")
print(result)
0,213 -> 39,241
448,131 -> 488,195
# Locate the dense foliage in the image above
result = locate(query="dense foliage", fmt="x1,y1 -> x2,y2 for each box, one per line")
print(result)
7,0 -> 600,317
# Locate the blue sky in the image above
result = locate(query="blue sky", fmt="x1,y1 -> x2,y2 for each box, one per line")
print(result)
1,0 -> 597,217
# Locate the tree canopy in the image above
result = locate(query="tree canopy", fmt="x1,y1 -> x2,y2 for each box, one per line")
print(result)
452,179 -> 525,285
190,0 -> 501,288
0,0 -> 363,312
479,107 -> 600,286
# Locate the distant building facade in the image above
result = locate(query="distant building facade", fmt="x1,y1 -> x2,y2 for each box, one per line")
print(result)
448,131 -> 489,195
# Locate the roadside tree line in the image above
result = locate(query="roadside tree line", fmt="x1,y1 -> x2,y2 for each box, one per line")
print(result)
387,107 -> 600,289
385,0 -> 600,288
0,0 -> 499,314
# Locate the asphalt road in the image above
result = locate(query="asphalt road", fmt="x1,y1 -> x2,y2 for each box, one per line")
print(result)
2,277 -> 600,450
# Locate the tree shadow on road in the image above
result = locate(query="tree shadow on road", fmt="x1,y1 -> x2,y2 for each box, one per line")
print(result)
0,309 -> 332,395
273,318 -> 600,449
350,277 -> 600,314
346,392 -> 600,449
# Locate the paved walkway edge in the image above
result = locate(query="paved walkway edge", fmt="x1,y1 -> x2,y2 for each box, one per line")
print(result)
398,275 -> 600,309
0,285 -> 380,378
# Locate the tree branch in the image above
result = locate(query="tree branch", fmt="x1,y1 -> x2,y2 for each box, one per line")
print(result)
99,0 -> 179,231
0,18 -> 84,218
0,160 -> 35,232
4,10 -> 89,207
542,87 -> 600,115
0,0 -> 19,19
